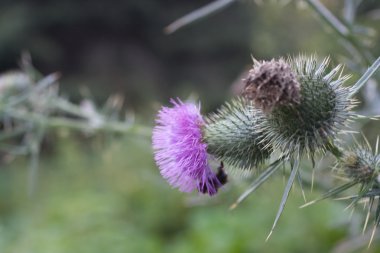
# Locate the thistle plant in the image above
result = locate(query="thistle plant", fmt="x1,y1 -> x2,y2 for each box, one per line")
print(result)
152,54 -> 380,240
3,0 -> 380,250
301,138 -> 380,246
0,54 -> 150,196
156,2 -> 380,244
250,55 -> 356,157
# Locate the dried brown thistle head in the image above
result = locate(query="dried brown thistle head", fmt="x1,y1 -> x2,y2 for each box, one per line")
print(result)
242,58 -> 301,112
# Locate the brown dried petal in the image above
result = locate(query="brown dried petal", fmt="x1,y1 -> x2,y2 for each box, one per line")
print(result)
242,59 -> 300,112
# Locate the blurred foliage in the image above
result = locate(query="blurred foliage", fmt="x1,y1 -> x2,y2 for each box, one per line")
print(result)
0,0 -> 256,110
0,0 -> 379,252
0,134 -> 372,253
0,1 -> 378,111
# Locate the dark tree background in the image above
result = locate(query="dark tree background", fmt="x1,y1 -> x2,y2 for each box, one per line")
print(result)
3,1 -> 377,112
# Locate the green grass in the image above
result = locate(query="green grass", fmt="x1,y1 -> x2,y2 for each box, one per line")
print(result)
0,133 -> 377,253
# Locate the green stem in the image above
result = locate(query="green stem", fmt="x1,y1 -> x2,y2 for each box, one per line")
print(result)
325,140 -> 344,159
349,56 -> 380,97
165,0 -> 236,34
53,97 -> 91,118
7,73 -> 59,107
304,0 -> 373,65
47,117 -> 151,136
5,109 -> 151,137
267,151 -> 300,241
27,127 -> 44,197
0,125 -> 29,141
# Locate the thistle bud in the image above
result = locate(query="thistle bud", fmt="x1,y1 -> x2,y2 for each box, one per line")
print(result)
329,143 -> 380,201
203,98 -> 271,170
316,142 -> 380,239
340,150 -> 376,182
250,55 -> 355,155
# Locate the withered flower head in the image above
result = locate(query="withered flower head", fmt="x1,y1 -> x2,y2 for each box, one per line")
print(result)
242,58 -> 300,112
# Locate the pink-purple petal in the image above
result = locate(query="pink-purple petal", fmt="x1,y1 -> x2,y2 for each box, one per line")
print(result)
152,99 -> 220,195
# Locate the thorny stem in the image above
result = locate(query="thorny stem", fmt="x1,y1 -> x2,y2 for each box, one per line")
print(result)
325,140 -> 344,160
0,125 -> 31,141
165,0 -> 374,67
53,97 -> 92,118
164,0 -> 236,34
27,127 -> 44,197
4,108 -> 151,137
304,0 -> 373,65
349,57 -> 380,97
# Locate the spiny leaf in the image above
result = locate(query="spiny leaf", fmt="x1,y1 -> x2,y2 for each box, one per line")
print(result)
368,202 -> 380,248
230,157 -> 284,210
297,170 -> 307,202
349,56 -> 380,97
164,0 -> 235,34
266,153 -> 300,241
300,181 -> 358,208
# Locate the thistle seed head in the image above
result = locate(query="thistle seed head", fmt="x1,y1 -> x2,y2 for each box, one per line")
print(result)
256,55 -> 356,155
242,58 -> 301,112
203,98 -> 272,170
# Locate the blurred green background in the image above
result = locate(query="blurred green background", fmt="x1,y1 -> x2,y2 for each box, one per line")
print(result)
0,0 -> 380,252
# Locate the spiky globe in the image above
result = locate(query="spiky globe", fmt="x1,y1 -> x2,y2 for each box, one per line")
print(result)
203,98 -> 272,170
253,55 -> 356,156
339,148 -> 378,182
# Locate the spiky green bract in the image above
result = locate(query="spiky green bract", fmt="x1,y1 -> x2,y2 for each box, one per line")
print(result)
203,98 -> 271,170
339,149 -> 376,182
257,55 -> 355,156
335,141 -> 380,245
303,140 -> 380,242
334,139 -> 380,187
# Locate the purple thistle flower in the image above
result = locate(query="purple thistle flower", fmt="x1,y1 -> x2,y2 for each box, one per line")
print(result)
152,99 -> 221,195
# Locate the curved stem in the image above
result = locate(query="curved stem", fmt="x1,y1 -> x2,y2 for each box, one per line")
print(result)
4,108 -> 151,137
325,140 -> 344,160
304,0 -> 373,65
349,56 -> 380,97
165,0 -> 236,34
